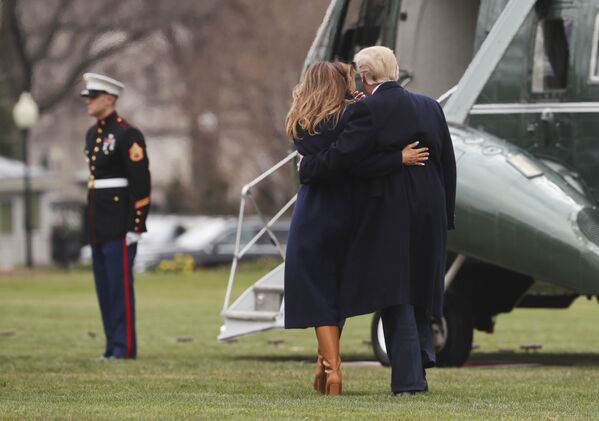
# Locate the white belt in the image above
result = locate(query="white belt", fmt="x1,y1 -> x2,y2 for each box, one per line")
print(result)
89,178 -> 128,189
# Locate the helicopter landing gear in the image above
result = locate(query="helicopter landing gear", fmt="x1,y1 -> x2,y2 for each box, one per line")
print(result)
370,290 -> 474,367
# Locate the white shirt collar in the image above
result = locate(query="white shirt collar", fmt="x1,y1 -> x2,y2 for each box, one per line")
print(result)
372,80 -> 395,94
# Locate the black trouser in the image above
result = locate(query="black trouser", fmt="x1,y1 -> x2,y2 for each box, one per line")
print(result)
381,303 -> 435,393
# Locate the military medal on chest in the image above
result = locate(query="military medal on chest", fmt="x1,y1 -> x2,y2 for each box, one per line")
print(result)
102,133 -> 116,154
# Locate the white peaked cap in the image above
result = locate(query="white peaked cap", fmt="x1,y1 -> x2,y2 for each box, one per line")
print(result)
81,73 -> 125,97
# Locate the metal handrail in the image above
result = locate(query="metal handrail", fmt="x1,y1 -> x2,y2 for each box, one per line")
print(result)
222,150 -> 298,312
238,194 -> 297,258
437,85 -> 457,105
241,151 -> 297,196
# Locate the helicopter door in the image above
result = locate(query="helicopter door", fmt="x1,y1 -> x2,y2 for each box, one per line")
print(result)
524,4 -> 576,170
395,0 -> 480,98
330,0 -> 401,63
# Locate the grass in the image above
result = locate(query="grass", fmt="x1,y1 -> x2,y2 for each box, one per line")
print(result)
1,264 -> 599,420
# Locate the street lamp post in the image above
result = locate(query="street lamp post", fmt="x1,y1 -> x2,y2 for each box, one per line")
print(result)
12,92 -> 39,268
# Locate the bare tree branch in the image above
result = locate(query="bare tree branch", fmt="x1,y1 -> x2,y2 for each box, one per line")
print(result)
29,0 -> 71,64
5,0 -> 31,91
38,30 -> 148,112
0,0 -> 173,109
44,31 -> 79,63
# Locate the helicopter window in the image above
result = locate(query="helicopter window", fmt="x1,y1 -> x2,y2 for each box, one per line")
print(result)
531,18 -> 572,92
332,0 -> 391,62
590,14 -> 599,82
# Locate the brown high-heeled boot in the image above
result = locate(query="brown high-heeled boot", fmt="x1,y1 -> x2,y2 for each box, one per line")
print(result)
315,326 -> 342,396
313,351 -> 326,394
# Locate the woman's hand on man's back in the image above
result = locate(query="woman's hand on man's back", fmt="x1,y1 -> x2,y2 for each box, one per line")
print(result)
402,141 -> 429,166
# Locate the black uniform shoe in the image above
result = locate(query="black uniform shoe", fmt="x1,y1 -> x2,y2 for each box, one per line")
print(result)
394,391 -> 417,397
393,369 -> 429,396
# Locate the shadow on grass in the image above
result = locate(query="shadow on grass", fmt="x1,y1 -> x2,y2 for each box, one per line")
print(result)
228,351 -> 599,367
468,351 -> 599,367
229,352 -> 379,364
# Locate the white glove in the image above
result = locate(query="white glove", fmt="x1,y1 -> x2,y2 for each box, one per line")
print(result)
296,153 -> 303,172
126,232 -> 142,246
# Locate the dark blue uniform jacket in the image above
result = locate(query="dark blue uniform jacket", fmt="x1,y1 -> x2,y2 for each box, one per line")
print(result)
85,112 -> 151,243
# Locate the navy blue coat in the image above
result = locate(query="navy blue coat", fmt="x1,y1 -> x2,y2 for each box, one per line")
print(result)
299,82 -> 456,319
284,104 -> 404,328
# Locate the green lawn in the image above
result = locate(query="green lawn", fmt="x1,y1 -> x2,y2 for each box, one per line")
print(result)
1,265 -> 599,420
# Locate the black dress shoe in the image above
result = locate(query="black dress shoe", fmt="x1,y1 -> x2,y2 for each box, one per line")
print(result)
394,391 -> 416,397
393,369 -> 429,396
394,388 -> 428,396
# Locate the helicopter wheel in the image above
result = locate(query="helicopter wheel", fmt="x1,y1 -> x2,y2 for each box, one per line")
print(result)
370,290 -> 474,367
371,311 -> 390,366
435,289 -> 474,367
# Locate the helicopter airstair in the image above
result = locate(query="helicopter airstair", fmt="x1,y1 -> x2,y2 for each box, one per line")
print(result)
218,152 -> 297,341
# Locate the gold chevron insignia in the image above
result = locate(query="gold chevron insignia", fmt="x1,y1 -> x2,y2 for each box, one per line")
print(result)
129,142 -> 144,162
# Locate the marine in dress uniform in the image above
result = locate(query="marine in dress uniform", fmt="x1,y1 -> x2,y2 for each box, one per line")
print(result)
81,73 -> 151,360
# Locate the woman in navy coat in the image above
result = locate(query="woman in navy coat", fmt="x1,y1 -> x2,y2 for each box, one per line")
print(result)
284,62 -> 427,395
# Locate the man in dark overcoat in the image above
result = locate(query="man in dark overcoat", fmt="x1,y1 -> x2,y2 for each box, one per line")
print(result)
81,73 -> 151,360
299,47 -> 456,395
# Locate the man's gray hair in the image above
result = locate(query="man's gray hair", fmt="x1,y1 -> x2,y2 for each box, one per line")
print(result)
353,46 -> 399,84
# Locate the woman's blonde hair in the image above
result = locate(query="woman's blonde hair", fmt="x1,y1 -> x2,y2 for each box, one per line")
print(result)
285,61 -> 356,140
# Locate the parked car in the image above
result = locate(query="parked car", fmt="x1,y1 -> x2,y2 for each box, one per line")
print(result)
133,215 -> 215,273
79,214 -> 204,272
144,217 -> 290,270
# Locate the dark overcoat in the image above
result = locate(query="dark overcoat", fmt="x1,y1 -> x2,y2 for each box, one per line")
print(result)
299,82 -> 456,319
285,104 -> 404,328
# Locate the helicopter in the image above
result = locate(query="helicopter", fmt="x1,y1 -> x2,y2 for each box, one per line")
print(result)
219,0 -> 599,367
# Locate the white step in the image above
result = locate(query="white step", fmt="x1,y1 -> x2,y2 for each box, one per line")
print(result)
254,285 -> 284,293
223,309 -> 279,321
